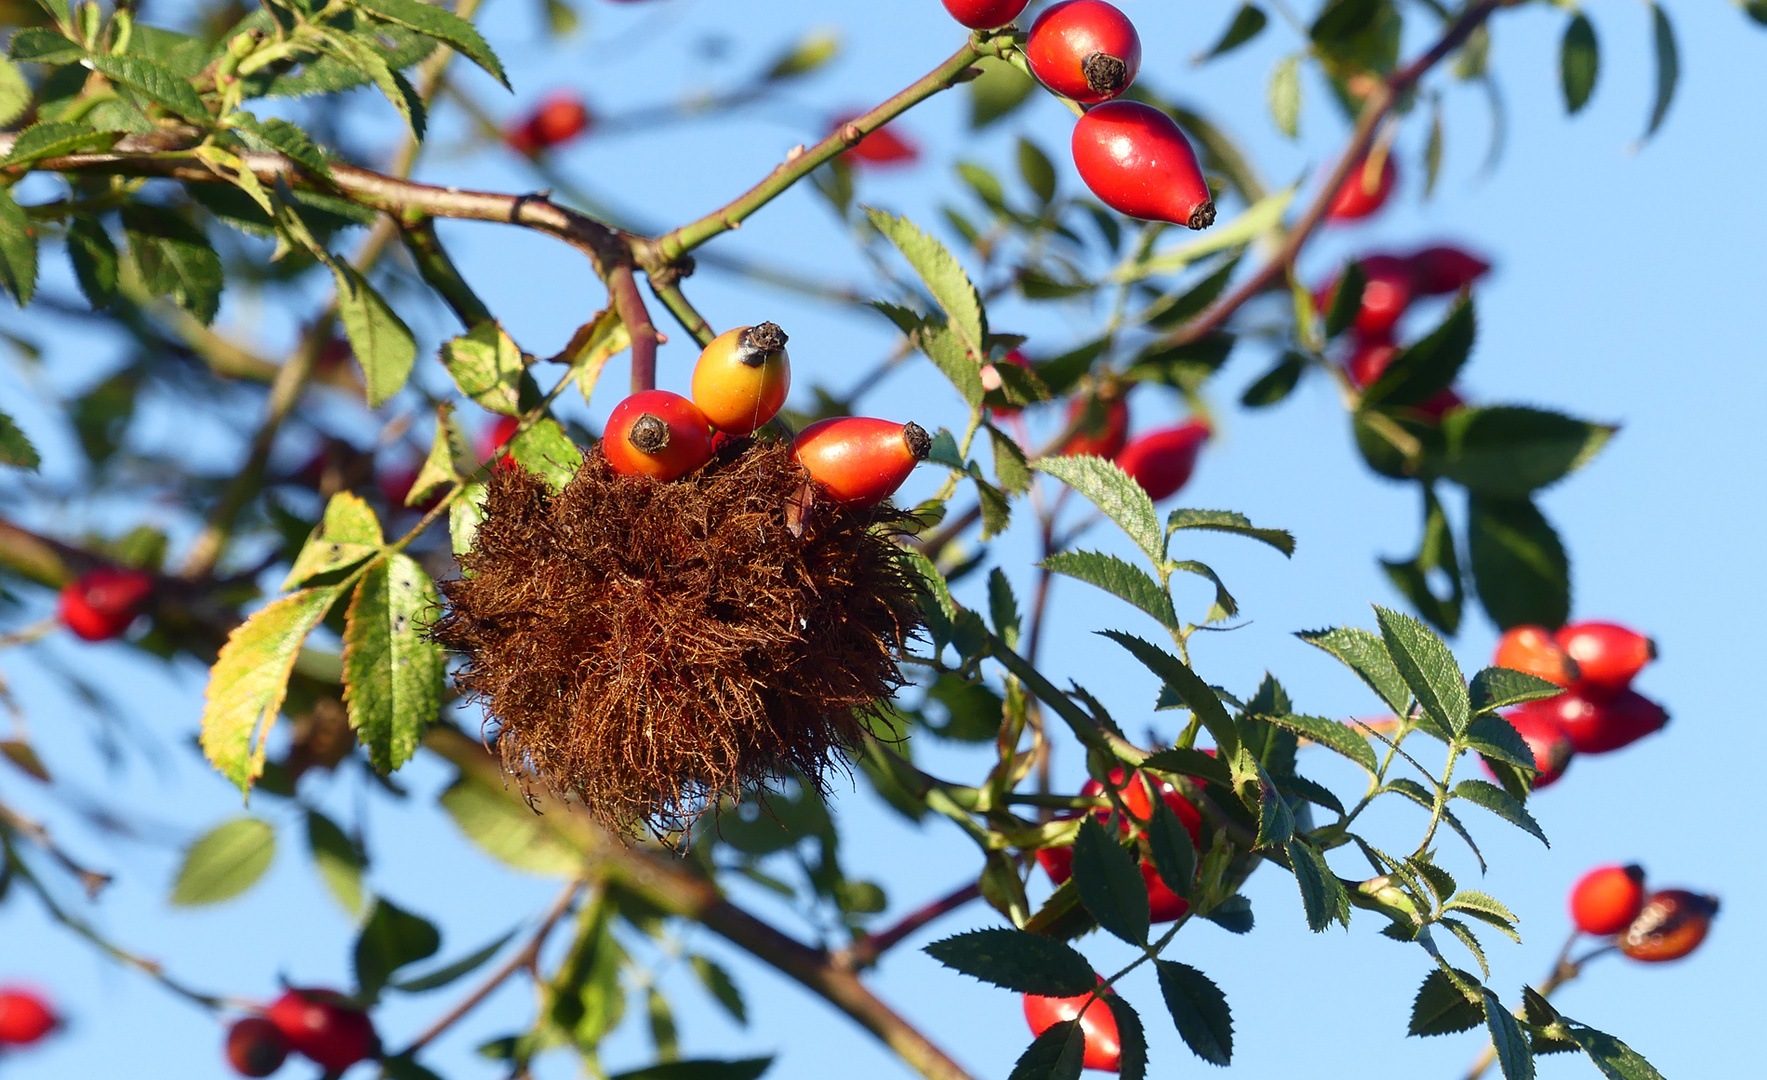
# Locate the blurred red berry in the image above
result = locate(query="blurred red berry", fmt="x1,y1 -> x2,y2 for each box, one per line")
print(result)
1023,978 -> 1122,1072
1115,420 -> 1209,501
1325,152 -> 1396,221
226,1017 -> 290,1077
266,990 -> 377,1073
1554,621 -> 1655,696
508,92 -> 591,154
1036,769 -> 1204,922
1535,685 -> 1668,755
478,414 -> 522,470
1342,331 -> 1461,420
943,0 -> 1031,28
830,113 -> 919,167
1321,255 -> 1414,340
0,988 -> 56,1046
1058,396 -> 1130,459
1569,864 -> 1647,937
1620,890 -> 1719,962
1406,245 -> 1491,295
58,567 -> 154,642
1492,625 -> 1578,688
1489,703 -> 1574,789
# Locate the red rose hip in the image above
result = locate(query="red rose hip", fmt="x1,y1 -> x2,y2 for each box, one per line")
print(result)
941,0 -> 1031,29
1488,703 -> 1575,789
1621,890 -> 1719,962
1554,621 -> 1655,695
1023,978 -> 1122,1072
0,987 -> 56,1046
1115,420 -> 1209,501
1072,101 -> 1214,229
507,92 -> 590,155
602,390 -> 717,481
226,1016 -> 290,1077
265,989 -> 377,1072
1057,396 -> 1130,459
1322,254 -> 1415,341
58,567 -> 154,641
1569,864 -> 1647,937
1035,769 -> 1204,922
1406,245 -> 1491,295
1544,685 -> 1668,755
793,418 -> 930,506
830,112 -> 919,167
1026,1 -> 1141,104
1326,151 -> 1396,221
1492,625 -> 1578,688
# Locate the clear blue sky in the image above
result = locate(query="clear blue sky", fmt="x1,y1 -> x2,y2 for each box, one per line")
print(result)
2,1 -> 1763,1078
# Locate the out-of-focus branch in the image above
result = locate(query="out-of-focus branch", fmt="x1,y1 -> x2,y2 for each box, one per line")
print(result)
834,882 -> 983,972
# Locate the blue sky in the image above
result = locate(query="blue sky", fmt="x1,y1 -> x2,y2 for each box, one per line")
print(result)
2,1 -> 1763,1078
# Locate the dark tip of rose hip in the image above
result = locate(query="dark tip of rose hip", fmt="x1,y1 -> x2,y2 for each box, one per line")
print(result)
1081,53 -> 1128,96
903,422 -> 931,461
1623,864 -> 1646,884
629,413 -> 671,453
1187,200 -> 1217,231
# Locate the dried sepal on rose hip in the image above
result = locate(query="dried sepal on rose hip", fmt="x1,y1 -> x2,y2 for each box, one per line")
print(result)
941,0 -> 1031,29
1620,889 -> 1719,962
1569,864 -> 1647,937
435,442 -> 923,834
792,418 -> 931,507
1026,0 -> 1142,104
1071,101 -> 1214,229
692,322 -> 791,435
602,390 -> 717,481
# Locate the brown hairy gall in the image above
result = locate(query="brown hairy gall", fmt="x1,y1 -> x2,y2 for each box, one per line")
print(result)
434,440 -> 923,836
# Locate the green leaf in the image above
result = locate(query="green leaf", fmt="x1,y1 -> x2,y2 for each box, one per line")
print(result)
1408,967 -> 1483,1036
1286,836 -> 1350,931
764,27 -> 840,80
1071,817 -> 1150,945
1311,0 -> 1381,43
1566,1022 -> 1668,1080
1463,714 -> 1536,771
0,58 -> 29,127
1009,1021 -> 1085,1080
1296,626 -> 1409,716
1482,990 -> 1535,1080
1017,137 -> 1057,205
342,554 -> 444,773
922,929 -> 1095,996
1103,996 -> 1148,1080
1363,297 -> 1475,409
1467,495 -> 1570,630
65,215 -> 118,310
1445,890 -> 1517,925
1324,260 -> 1366,339
1452,779 -> 1546,845
1240,351 -> 1305,408
1643,4 -> 1678,139
1169,558 -> 1238,622
1034,456 -> 1164,566
1245,754 -> 1294,846
1144,794 -> 1197,900
872,305 -> 984,410
968,55 -> 1036,129
1202,894 -> 1254,934
439,775 -> 583,876
610,1060 -> 774,1080
314,28 -> 426,137
440,321 -> 524,415
1154,960 -> 1233,1066
989,426 -> 1031,495
201,588 -> 340,794
1099,631 -> 1241,758
306,809 -> 366,916
1165,508 -> 1296,556
355,897 -> 442,1001
1042,550 -> 1177,631
85,54 -> 208,122
284,492 -> 384,589
230,114 -> 334,180
689,955 -> 747,1026
1260,713 -> 1378,774
355,0 -> 509,88
2,119 -> 122,167
121,204 -> 222,324
1374,605 -> 1470,736
332,263 -> 416,406
1143,254 -> 1242,330
406,404 -> 473,508
1381,484 -> 1463,636
0,187 -> 38,306
508,417 -> 582,492
866,207 -> 987,361
171,817 -> 276,905
1268,55 -> 1300,138
391,928 -> 518,992
1203,5 -> 1269,61
0,409 -> 39,470
1443,407 -> 1614,498
1561,14 -> 1599,115
1469,668 -> 1563,714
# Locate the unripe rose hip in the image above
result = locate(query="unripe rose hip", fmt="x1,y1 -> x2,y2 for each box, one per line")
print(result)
1026,1 -> 1141,104
1492,625 -> 1578,688
602,390 -> 717,481
1057,396 -> 1130,459
691,322 -> 792,434
793,418 -> 930,506
1620,889 -> 1719,962
0,987 -> 56,1046
1554,621 -> 1655,695
226,1016 -> 290,1077
1487,703 -> 1574,789
58,567 -> 154,641
941,0 -> 1031,29
1326,152 -> 1397,221
1569,864 -> 1647,937
1406,244 -> 1491,295
1071,101 -> 1214,229
1543,685 -> 1668,755
1022,978 -> 1122,1072
1114,419 -> 1209,501
265,989 -> 377,1072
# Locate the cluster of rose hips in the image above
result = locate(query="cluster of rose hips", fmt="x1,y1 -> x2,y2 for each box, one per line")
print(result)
600,322 -> 928,506
0,987 -> 57,1052
1491,621 -> 1666,788
223,989 -> 378,1077
504,91 -> 592,156
1016,768 -> 1204,1071
1569,864 -> 1718,964
943,1 -> 1215,230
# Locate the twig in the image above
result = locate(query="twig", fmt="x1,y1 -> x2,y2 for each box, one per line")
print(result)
834,882 -> 984,972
